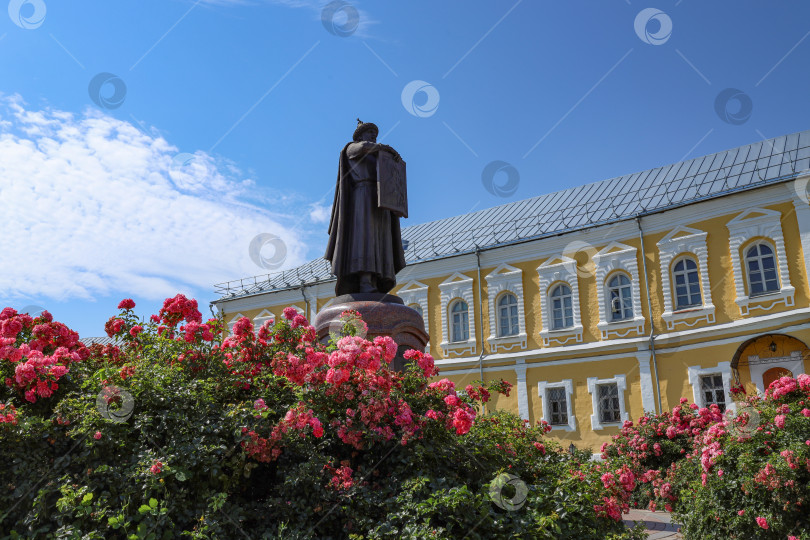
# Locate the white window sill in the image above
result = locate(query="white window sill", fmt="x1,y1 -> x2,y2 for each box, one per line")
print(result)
539,325 -> 583,347
736,286 -> 795,316
590,418 -> 627,431
662,304 -> 715,330
597,316 -> 646,339
440,339 -> 476,356
548,423 -> 576,432
486,332 -> 527,353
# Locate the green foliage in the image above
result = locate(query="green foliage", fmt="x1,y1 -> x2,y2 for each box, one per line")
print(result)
0,299 -> 642,539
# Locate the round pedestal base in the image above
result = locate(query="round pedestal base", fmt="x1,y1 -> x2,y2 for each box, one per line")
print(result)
313,293 -> 429,371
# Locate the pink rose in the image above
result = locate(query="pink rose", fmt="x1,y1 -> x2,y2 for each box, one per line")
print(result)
755,516 -> 768,529
94,431 -> 102,440
118,299 -> 136,310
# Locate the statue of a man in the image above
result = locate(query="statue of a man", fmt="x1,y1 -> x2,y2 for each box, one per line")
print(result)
325,120 -> 407,296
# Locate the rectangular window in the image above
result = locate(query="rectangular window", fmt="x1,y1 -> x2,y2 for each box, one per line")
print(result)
597,383 -> 621,423
700,374 -> 726,411
547,387 -> 568,425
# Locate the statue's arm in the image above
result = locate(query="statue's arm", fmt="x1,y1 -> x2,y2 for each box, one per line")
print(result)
347,141 -> 401,161
346,141 -> 379,159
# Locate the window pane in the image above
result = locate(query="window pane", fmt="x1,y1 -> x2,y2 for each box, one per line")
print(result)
548,387 -> 568,425
700,375 -> 726,412
598,383 -> 621,423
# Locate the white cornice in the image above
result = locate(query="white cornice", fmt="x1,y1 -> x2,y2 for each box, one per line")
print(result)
434,307 -> 810,370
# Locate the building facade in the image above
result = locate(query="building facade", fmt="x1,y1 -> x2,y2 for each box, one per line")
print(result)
213,131 -> 810,450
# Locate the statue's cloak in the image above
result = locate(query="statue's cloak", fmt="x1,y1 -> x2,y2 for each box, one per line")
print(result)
325,142 -> 406,296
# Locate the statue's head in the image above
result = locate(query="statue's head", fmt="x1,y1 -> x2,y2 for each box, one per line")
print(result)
353,118 -> 379,142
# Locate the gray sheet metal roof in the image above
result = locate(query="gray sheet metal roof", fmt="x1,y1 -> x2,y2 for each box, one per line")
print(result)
214,130 -> 810,300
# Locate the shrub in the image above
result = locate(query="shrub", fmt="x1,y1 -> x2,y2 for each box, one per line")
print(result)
600,398 -> 724,510
0,297 -> 643,539
603,374 -> 810,539
664,376 -> 810,539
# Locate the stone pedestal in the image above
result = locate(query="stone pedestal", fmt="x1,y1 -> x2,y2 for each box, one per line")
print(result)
313,293 -> 429,371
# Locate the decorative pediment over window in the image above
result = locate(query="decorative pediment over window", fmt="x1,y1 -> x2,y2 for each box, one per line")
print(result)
227,313 -> 246,333
485,263 -> 527,353
252,309 -> 275,331
726,207 -> 795,315
593,242 -> 645,339
398,280 -> 429,316
657,226 -> 715,330
536,256 -> 583,346
398,280 -> 430,352
438,273 -> 476,356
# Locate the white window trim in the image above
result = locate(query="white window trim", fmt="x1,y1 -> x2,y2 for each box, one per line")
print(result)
747,351 -> 805,394
587,375 -> 629,430
398,280 -> 430,352
485,263 -> 527,353
727,208 -> 795,316
657,226 -> 716,330
439,273 -> 476,356
252,309 -> 275,332
593,242 -> 646,339
687,362 -> 735,412
537,256 -> 583,346
227,313 -> 246,333
538,379 -> 576,431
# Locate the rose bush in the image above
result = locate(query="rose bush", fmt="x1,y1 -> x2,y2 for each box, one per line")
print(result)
603,375 -> 810,539
0,297 -> 642,539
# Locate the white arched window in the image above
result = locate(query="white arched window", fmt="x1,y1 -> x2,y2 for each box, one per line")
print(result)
745,243 -> 780,296
607,273 -> 633,321
497,293 -> 519,337
672,257 -> 702,310
549,284 -> 574,330
450,300 -> 469,343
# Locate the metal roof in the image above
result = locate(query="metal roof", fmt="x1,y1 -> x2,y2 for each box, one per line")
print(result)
214,130 -> 810,300
80,336 -> 121,346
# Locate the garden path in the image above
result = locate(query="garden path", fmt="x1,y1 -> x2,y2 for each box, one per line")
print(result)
623,509 -> 683,539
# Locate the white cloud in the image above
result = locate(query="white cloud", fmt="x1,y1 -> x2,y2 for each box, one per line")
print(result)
309,201 -> 332,224
0,95 -> 310,303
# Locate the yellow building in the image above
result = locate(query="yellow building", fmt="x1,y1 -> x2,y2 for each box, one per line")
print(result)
213,131 -> 810,451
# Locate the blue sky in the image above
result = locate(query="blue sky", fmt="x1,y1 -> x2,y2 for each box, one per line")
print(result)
1,0 -> 809,338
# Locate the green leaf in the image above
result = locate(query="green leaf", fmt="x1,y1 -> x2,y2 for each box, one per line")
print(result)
175,471 -> 187,482
149,497 -> 158,508
138,504 -> 151,514
81,492 -> 93,505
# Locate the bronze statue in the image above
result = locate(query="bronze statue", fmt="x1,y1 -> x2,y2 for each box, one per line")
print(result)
325,120 -> 407,295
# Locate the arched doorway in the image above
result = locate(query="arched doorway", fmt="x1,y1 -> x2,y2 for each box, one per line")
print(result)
762,366 -> 793,390
731,334 -> 809,394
